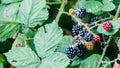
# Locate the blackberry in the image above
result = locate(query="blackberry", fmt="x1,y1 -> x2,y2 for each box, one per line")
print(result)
72,25 -> 83,36
102,21 -> 113,31
93,35 -> 101,42
84,33 -> 93,42
76,43 -> 84,49
86,42 -> 94,50
69,8 -> 75,15
90,17 -> 99,23
75,7 -> 86,18
90,17 -> 99,29
76,44 -> 86,58
66,47 -> 77,59
79,30 -> 88,37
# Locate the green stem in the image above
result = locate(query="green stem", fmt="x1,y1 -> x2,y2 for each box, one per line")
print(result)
55,0 -> 66,24
114,4 -> 120,20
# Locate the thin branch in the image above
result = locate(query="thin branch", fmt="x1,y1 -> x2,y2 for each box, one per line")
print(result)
114,4 -> 120,20
103,59 -> 116,68
55,0 -> 67,24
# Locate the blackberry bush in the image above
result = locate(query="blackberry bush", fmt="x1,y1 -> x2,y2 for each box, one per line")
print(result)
0,0 -> 120,68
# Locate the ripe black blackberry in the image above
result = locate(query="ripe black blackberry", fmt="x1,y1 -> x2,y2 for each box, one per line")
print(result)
66,47 -> 77,59
76,44 -> 86,58
75,7 -> 86,18
79,30 -> 88,37
72,25 -> 83,36
84,33 -> 93,42
90,17 -> 100,29
90,17 -> 99,23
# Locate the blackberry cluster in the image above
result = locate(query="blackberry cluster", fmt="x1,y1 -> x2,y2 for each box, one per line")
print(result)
72,24 -> 93,42
75,7 -> 86,18
66,43 -> 86,59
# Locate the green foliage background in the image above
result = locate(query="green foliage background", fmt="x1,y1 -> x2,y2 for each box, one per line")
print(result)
0,0 -> 120,68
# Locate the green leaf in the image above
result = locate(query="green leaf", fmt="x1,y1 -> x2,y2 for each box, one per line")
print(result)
0,20 -> 21,41
5,47 -> 40,68
1,0 -> 22,4
18,0 -> 48,27
102,2 -> 115,11
39,52 -> 70,68
81,1 -> 103,14
34,22 -> 63,58
97,20 -> 119,35
56,36 -> 73,53
78,54 -> 112,68
0,3 -> 20,21
102,0 -> 112,3
117,39 -> 120,50
75,1 -> 103,15
115,30 -> 120,37
71,56 -> 82,66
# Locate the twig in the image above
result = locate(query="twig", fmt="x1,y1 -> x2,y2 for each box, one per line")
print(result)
103,59 -> 116,68
55,0 -> 67,24
114,4 -> 120,20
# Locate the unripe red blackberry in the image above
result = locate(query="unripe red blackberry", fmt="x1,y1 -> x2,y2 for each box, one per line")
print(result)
86,42 -> 94,50
113,62 -> 120,68
93,35 -> 101,42
102,21 -> 113,31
